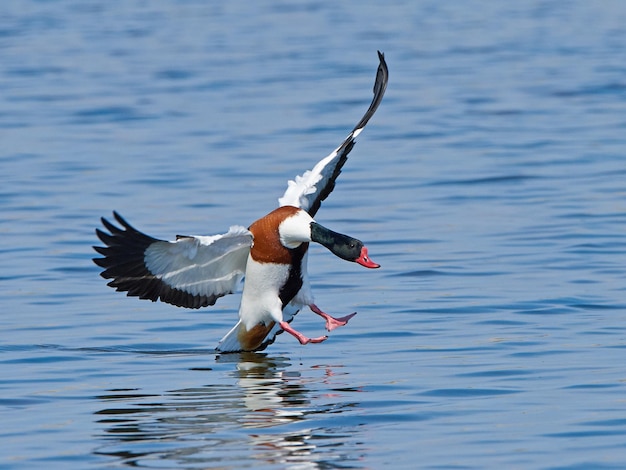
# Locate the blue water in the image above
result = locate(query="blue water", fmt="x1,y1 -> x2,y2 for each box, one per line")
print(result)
2,1 -> 626,468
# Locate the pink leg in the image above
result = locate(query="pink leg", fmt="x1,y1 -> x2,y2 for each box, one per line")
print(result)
309,304 -> 357,332
279,321 -> 327,345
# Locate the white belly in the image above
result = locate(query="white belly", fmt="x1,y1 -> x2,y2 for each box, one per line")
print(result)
238,257 -> 291,330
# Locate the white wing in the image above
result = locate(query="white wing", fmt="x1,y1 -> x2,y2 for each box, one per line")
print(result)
278,51 -> 388,216
94,212 -> 253,309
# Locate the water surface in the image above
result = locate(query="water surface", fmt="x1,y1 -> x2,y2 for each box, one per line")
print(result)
2,1 -> 626,468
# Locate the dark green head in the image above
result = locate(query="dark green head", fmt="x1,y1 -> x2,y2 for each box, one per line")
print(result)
310,222 -> 379,268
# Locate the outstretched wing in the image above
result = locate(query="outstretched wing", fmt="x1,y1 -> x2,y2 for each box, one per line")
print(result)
93,212 -> 253,309
278,51 -> 389,217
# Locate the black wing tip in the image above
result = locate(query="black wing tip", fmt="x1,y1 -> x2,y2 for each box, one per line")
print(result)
376,50 -> 388,89
106,211 -> 135,232
306,53 -> 388,217
376,50 -> 386,72
93,212 -> 219,310
349,50 -> 389,135
112,210 -> 128,226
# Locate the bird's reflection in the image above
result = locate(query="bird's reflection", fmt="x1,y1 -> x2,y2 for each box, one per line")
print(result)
223,352 -> 307,427
93,352 -> 364,468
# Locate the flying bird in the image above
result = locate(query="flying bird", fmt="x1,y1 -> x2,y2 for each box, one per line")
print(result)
93,51 -> 388,352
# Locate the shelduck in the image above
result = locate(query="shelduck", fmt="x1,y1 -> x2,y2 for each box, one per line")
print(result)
93,51 -> 388,352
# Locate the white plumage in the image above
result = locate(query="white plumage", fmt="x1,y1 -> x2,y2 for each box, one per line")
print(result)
144,226 -> 252,299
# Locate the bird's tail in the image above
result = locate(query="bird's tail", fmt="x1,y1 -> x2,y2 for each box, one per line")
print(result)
216,306 -> 300,353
